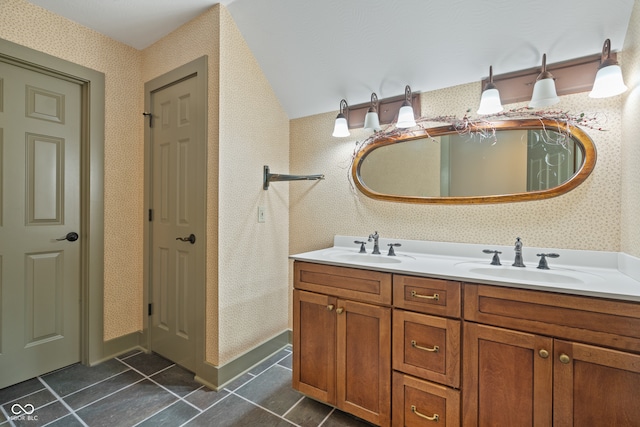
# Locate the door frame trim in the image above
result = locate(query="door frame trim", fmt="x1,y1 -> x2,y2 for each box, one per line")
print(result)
0,38 -> 106,365
143,56 -> 208,376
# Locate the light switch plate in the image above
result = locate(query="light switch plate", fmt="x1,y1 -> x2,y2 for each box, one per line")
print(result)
258,206 -> 266,223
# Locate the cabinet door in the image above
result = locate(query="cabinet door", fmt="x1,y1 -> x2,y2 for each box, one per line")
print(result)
463,323 -> 553,427
293,290 -> 337,404
554,340 -> 640,427
337,299 -> 391,427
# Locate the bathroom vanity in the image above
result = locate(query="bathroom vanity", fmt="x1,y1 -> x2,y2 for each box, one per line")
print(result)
291,236 -> 640,426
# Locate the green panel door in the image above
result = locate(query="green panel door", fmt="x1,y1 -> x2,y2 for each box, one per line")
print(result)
0,60 -> 81,388
149,74 -> 202,372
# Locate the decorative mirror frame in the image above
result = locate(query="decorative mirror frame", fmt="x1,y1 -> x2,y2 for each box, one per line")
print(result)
352,119 -> 597,204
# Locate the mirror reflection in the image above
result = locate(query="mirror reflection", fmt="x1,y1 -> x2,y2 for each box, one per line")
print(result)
353,119 -> 596,204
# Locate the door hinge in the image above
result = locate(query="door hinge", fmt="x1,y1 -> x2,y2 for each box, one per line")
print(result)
148,303 -> 153,316
148,209 -> 153,221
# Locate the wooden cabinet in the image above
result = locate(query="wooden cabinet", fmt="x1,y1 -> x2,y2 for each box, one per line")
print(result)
553,340 -> 640,426
293,262 -> 392,426
392,372 -> 460,426
463,322 -> 553,426
464,284 -> 640,427
392,309 -> 461,388
293,261 -> 640,426
392,275 -> 462,426
393,275 -> 460,318
292,290 -> 336,404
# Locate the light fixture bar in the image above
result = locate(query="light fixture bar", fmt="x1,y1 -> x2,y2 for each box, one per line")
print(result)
480,53 -> 605,105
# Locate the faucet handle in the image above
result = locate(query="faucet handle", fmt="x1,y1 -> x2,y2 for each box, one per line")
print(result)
536,253 -> 559,270
482,249 -> 502,265
387,243 -> 401,256
354,240 -> 367,253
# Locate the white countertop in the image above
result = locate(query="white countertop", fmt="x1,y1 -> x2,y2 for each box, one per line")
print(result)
290,236 -> 640,302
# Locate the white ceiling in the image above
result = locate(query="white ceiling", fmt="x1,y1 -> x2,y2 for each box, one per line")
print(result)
26,0 -> 635,119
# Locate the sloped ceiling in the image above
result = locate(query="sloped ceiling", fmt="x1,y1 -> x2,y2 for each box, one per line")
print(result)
26,0 -> 635,119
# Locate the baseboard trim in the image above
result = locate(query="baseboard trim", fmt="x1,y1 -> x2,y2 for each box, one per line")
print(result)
89,332 -> 142,366
195,329 -> 291,390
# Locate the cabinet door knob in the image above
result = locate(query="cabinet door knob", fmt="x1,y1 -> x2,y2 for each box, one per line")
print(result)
539,349 -> 549,359
327,304 -> 334,311
336,307 -> 344,314
559,353 -> 571,364
411,405 -> 439,422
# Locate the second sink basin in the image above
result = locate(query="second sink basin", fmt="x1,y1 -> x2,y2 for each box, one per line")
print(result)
456,263 -> 602,285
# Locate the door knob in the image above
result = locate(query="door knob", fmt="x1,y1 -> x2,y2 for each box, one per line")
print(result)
56,232 -> 79,242
176,234 -> 196,244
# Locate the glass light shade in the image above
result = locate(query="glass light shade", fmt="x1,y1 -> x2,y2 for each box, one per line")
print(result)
396,104 -> 416,128
589,64 -> 628,98
364,110 -> 381,131
529,78 -> 560,108
477,88 -> 503,115
332,114 -> 350,137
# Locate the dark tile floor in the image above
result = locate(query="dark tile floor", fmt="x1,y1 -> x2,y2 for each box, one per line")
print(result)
0,346 -> 375,427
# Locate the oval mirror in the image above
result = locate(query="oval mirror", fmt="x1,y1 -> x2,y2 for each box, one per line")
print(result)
352,119 -> 596,204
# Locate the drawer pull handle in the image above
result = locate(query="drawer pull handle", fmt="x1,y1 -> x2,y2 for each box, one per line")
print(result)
327,304 -> 334,311
411,290 -> 440,301
336,307 -> 344,314
411,340 -> 440,353
411,405 -> 439,422
539,349 -> 549,359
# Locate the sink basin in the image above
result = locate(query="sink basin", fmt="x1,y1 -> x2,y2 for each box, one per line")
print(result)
455,263 -> 602,285
328,252 -> 403,264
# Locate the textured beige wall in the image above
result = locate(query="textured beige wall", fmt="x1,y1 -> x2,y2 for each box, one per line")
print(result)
218,7 -> 290,365
290,83 -> 623,256
141,6 -> 222,364
621,0 -> 640,257
0,0 -> 144,340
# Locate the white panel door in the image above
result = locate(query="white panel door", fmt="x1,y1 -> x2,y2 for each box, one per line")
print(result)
149,75 -> 201,372
0,61 -> 81,389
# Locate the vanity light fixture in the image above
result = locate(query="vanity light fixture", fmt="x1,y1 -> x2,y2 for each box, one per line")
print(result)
529,54 -> 560,108
589,39 -> 628,98
396,85 -> 417,128
363,93 -> 381,131
332,99 -> 350,137
477,66 -> 504,115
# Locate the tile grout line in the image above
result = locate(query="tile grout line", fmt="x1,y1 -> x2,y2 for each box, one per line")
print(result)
177,392 -> 235,427
0,385 -> 47,407
250,351 -> 295,377
317,408 -> 335,427
116,351 -> 143,361
61,369 -> 133,400
227,390 -> 300,426
71,377 -> 147,413
281,395 -> 305,419
0,404 -> 15,427
178,354 -> 299,426
116,359 -> 203,414
130,399 -> 190,427
37,377 -> 89,427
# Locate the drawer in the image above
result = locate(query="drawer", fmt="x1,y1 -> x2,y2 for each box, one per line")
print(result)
393,275 -> 461,317
464,284 -> 640,353
294,261 -> 392,305
393,310 -> 460,388
392,372 -> 460,427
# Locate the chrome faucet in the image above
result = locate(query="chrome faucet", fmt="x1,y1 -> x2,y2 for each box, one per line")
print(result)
512,237 -> 525,267
368,231 -> 381,254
